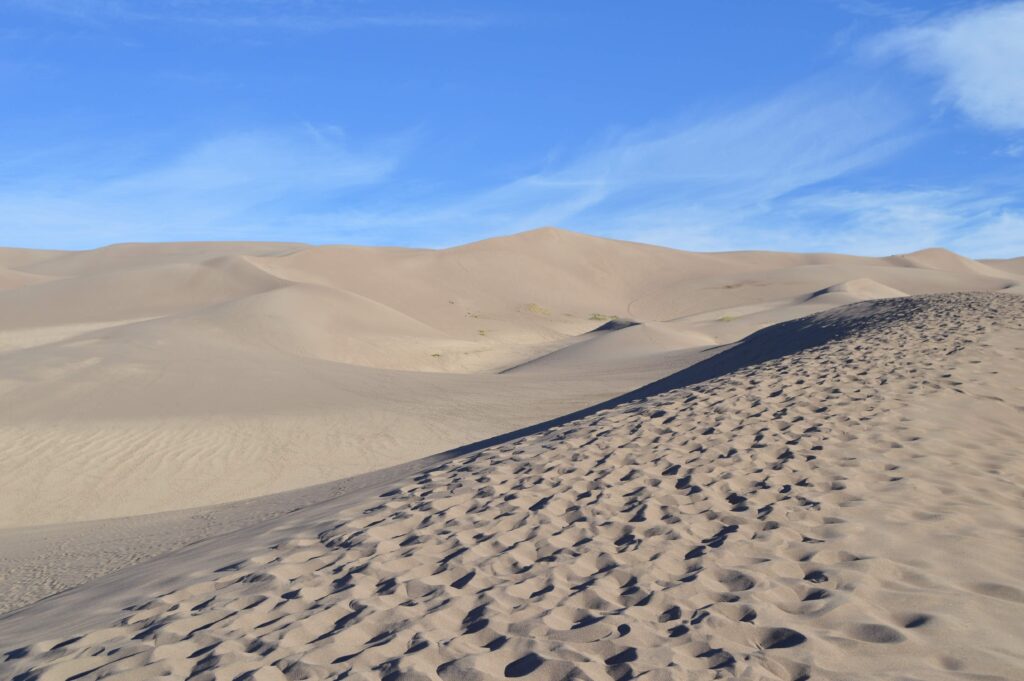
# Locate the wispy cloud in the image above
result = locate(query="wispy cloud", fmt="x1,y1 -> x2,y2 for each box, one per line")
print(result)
570,187 -> 1024,258
0,126 -> 401,246
949,210 -> 1024,257
298,79 -> 916,247
831,0 -> 928,22
999,142 -> 1024,158
1,57 -> 1019,257
9,0 -> 490,31
769,189 -> 1022,257
871,1 -> 1024,130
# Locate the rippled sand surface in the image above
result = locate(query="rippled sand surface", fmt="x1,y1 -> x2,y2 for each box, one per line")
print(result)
3,293 -> 1021,680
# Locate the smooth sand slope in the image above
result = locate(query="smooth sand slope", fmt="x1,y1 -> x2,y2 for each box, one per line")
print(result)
1,229 -> 1021,531
1,292 -> 1021,680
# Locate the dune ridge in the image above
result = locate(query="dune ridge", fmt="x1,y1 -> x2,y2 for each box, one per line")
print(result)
0,230 -> 1020,529
2,292 -> 1021,680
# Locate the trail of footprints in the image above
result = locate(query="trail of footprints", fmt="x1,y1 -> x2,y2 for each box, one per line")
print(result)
5,293 -> 1023,680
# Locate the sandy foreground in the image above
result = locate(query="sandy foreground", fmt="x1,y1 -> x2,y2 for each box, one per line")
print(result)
0,291 -> 1021,680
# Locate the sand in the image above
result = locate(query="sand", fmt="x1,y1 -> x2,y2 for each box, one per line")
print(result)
0,292 -> 1021,680
0,231 -> 1022,678
0,230 -> 1020,530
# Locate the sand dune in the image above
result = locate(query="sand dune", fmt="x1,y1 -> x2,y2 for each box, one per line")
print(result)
0,230 -> 1020,531
804,278 -> 907,305
888,247 -> 1013,279
0,267 -> 51,292
1,292 -> 1020,679
12,242 -> 301,278
501,322 -> 716,379
982,257 -> 1024,276
0,248 -> 68,270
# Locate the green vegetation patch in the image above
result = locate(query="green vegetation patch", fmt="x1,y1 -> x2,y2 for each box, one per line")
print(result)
524,302 -> 551,316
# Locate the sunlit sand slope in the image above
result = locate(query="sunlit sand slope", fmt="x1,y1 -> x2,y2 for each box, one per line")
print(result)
2,293 -> 1021,680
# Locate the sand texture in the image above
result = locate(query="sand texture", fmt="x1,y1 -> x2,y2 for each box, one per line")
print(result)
1,292 -> 1021,680
1,230 -> 1021,531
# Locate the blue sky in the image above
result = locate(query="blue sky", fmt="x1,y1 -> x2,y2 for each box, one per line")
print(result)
1,1 -> 1022,256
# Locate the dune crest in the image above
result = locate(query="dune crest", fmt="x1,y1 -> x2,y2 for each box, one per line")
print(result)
0,232 -> 1020,529
806,277 -> 907,303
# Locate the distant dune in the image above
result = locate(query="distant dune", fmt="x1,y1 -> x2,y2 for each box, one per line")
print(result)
0,228 -> 1020,531
2,292 -> 1021,679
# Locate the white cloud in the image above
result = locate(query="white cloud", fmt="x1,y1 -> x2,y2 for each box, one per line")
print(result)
721,188 -> 1022,258
998,142 -> 1024,157
874,1 -> 1024,129
105,128 -> 392,197
4,77 -> 1019,258
556,188 -> 1021,258
0,126 -> 399,246
300,79 -> 914,246
559,86 -> 907,198
770,189 -> 1004,255
947,211 -> 1024,258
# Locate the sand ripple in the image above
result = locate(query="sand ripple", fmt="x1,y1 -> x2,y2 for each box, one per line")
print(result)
2,293 -> 1023,680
